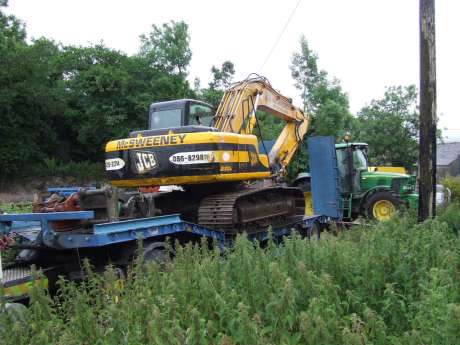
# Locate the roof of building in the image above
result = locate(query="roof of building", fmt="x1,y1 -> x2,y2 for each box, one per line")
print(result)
437,142 -> 460,166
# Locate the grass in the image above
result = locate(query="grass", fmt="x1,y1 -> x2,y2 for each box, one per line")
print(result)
0,202 -> 33,214
0,202 -> 32,265
1,205 -> 460,344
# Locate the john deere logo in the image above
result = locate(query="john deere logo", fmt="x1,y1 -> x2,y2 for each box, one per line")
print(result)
133,151 -> 158,174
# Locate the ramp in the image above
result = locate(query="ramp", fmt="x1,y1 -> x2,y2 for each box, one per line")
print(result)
307,136 -> 342,219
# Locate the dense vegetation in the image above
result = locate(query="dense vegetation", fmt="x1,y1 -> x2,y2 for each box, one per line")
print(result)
1,205 -> 460,344
443,175 -> 460,202
0,1 -> 422,186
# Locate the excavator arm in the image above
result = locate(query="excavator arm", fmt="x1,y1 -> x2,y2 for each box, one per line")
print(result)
213,76 -> 309,174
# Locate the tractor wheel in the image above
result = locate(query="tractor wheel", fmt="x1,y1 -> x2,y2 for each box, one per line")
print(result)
363,191 -> 402,222
308,221 -> 321,240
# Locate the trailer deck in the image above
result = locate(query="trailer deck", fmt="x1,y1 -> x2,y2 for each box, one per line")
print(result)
1,136 -> 344,302
0,211 -> 328,250
1,210 -> 330,300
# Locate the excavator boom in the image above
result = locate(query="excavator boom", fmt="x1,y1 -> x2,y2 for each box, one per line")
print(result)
214,76 -> 309,172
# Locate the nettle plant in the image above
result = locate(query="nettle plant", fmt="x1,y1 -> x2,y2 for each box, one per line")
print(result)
2,205 -> 460,345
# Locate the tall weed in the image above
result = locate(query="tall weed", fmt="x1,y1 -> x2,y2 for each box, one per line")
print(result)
2,206 -> 460,344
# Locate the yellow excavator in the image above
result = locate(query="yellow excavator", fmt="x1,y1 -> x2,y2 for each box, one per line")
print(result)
105,76 -> 309,233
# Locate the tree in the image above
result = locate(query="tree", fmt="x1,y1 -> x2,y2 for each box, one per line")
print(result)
50,21 -> 195,162
0,2 -> 67,180
0,5 -> 197,182
290,36 -> 326,114
355,85 -> 419,168
197,60 -> 235,106
209,61 -> 235,90
286,36 -> 354,179
139,21 -> 192,76
290,36 -> 353,140
0,0 -> 25,42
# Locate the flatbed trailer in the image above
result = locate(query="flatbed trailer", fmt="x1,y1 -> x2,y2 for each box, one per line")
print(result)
1,136 -> 342,301
0,210 -> 330,301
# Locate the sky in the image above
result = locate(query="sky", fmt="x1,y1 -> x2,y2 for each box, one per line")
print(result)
5,0 -> 460,140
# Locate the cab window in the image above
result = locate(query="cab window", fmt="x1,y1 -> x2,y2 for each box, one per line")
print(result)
150,109 -> 182,129
190,104 -> 214,126
353,148 -> 368,170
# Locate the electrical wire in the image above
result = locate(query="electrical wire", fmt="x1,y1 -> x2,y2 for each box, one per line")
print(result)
258,0 -> 302,74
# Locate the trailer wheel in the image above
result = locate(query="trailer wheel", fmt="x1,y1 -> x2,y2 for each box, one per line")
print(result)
2,303 -> 28,326
142,242 -> 169,265
308,221 -> 321,240
363,191 -> 402,222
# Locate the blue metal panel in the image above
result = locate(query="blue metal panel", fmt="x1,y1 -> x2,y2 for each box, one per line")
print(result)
0,212 -> 95,247
49,219 -> 225,249
93,214 -> 182,235
0,220 -> 39,233
49,223 -> 184,248
308,136 -> 342,219
47,187 -> 95,198
0,211 -> 94,222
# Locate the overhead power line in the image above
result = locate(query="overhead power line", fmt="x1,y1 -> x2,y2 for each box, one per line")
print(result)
258,0 -> 302,74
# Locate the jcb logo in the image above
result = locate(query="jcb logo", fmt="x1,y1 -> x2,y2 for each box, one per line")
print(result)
133,151 -> 157,173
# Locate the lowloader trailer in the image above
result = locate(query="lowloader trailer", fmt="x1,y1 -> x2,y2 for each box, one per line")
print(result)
1,136 -> 342,302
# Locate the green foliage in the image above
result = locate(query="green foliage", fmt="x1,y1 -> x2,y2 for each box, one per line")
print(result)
0,19 -> 64,180
443,176 -> 460,202
0,202 -> 31,265
437,202 -> 460,234
0,202 -> 32,213
3,211 -> 460,344
196,60 -> 236,107
209,61 -> 235,91
0,4 -> 194,183
355,86 -> 419,168
288,36 -> 354,180
290,36 -> 353,139
139,21 -> 192,75
38,159 -> 105,182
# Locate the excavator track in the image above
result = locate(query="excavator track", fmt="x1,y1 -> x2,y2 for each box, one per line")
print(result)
198,187 -> 305,234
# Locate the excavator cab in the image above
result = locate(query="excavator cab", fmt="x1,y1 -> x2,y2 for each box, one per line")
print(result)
149,99 -> 214,129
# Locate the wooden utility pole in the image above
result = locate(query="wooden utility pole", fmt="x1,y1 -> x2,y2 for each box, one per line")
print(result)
419,0 -> 437,221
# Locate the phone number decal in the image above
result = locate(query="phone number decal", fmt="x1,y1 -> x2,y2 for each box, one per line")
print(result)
169,151 -> 216,165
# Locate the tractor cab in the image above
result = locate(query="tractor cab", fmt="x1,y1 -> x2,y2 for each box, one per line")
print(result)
334,137 -> 418,221
149,99 -> 214,129
335,142 -> 369,195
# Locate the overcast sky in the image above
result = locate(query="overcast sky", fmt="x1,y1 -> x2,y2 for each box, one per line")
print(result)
6,0 -> 460,140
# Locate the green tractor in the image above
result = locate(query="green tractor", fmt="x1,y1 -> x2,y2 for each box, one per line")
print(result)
294,139 -> 418,221
335,142 -> 418,221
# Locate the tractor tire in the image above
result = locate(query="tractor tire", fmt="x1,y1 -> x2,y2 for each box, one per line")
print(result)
308,221 -> 321,240
363,190 -> 402,222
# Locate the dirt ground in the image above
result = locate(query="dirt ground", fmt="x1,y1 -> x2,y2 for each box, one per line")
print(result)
0,178 -> 102,203
0,191 -> 34,203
